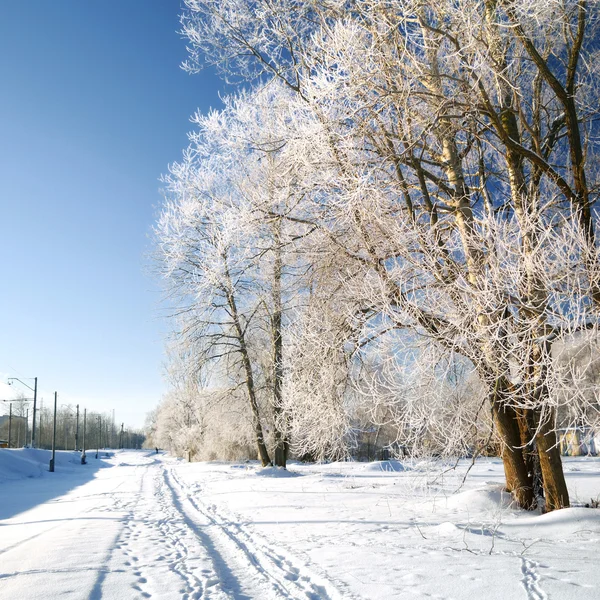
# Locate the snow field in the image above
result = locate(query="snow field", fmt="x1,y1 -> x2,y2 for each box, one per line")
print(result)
173,457 -> 600,600
0,450 -> 599,599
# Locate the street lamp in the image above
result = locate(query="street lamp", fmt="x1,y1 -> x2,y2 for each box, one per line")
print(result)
81,408 -> 87,464
1,398 -> 34,448
8,377 -> 37,447
49,392 -> 57,472
96,415 -> 101,459
60,404 -> 80,451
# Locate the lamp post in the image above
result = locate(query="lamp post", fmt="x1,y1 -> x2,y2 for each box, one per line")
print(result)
96,415 -> 101,459
8,377 -> 37,447
49,392 -> 57,472
81,408 -> 87,464
39,401 -> 43,448
60,405 -> 79,451
8,403 -> 12,448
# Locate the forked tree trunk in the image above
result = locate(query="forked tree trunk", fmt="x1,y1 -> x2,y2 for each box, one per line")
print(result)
490,379 -> 536,510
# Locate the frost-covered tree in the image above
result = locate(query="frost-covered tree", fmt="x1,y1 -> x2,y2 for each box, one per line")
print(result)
156,84 -> 321,467
157,159 -> 273,464
173,0 -> 600,512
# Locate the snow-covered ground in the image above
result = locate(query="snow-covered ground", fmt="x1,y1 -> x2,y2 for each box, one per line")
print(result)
0,449 -> 599,599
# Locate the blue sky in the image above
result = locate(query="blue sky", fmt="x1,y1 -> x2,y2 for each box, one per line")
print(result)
0,1 -> 226,427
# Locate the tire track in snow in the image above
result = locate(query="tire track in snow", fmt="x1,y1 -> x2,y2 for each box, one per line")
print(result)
520,557 -> 547,600
166,466 -> 347,600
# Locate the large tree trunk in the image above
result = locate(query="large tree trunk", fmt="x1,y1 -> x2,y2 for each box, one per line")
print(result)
534,409 -> 570,511
516,408 -> 544,502
491,392 -> 536,510
526,344 -> 569,511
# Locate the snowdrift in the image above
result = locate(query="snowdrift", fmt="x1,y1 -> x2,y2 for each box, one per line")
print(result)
0,448 -> 107,483
362,459 -> 410,473
442,483 -> 516,512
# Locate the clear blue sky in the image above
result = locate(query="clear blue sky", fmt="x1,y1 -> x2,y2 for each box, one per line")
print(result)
0,1 -> 226,427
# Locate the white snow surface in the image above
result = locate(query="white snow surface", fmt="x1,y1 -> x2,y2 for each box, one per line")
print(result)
1,449 -> 599,599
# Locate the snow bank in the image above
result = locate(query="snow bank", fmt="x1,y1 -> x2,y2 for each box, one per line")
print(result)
255,465 -> 302,478
505,506 -> 600,539
362,459 -> 409,473
0,448 -> 104,483
441,483 -> 516,512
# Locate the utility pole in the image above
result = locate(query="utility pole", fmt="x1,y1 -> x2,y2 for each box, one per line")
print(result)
49,392 -> 57,472
81,408 -> 87,464
32,377 -> 37,447
119,422 -> 124,449
38,401 -> 43,448
8,403 -> 12,449
96,415 -> 101,459
75,404 -> 79,452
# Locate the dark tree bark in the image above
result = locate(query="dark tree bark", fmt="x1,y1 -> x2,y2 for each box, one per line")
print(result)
271,218 -> 289,468
491,388 -> 536,510
224,259 -> 271,467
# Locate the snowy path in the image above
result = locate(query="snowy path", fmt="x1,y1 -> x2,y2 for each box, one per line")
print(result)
1,450 -> 600,599
0,451 -> 342,600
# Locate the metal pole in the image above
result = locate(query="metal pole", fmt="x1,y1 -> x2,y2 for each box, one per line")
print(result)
81,409 -> 87,464
96,415 -> 100,459
49,392 -> 57,472
31,377 -> 37,447
75,404 -> 79,452
8,403 -> 12,448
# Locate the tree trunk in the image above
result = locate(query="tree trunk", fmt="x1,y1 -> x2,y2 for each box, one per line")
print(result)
490,380 -> 536,509
271,217 -> 288,468
224,258 -> 271,467
238,332 -> 271,467
534,409 -> 570,511
516,408 -> 544,501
